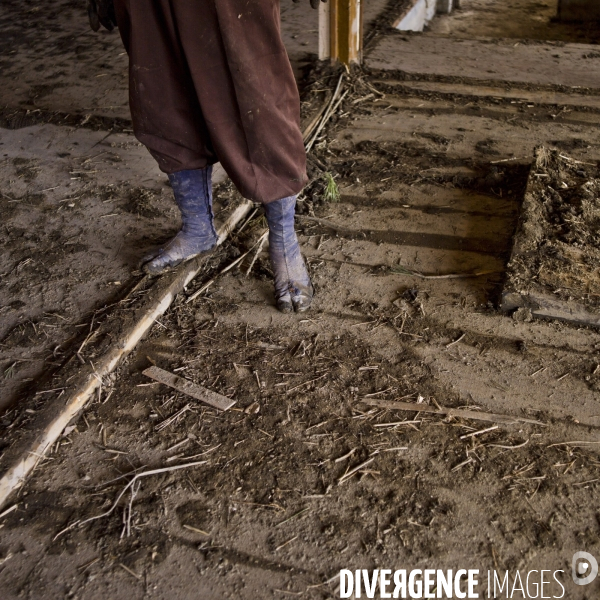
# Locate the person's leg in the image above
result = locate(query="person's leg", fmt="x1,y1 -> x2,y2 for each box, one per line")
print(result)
113,0 -> 216,173
113,0 -> 218,274
142,167 -> 218,275
114,0 -> 312,305
169,0 -> 312,308
263,196 -> 313,313
115,0 -> 306,203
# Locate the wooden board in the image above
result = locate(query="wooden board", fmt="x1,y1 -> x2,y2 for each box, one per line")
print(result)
143,366 -> 236,412
502,291 -> 600,328
319,0 -> 363,64
362,399 -> 544,426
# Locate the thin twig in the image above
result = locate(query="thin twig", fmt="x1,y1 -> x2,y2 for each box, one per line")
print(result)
391,266 -> 499,280
77,461 -> 208,528
361,399 -> 545,426
452,457 -> 474,472
460,425 -> 499,440
446,333 -> 466,348
119,563 -> 141,580
276,508 -> 309,527
0,504 -> 18,519
487,439 -> 530,450
274,535 -> 298,552
183,524 -> 209,535
155,404 -> 191,432
547,441 -> 600,448
373,420 -> 421,428
305,73 -> 345,152
245,232 -> 268,277
186,231 -> 268,303
334,448 -> 357,463
286,374 -> 328,394
490,157 -> 525,164
302,96 -> 331,142
338,457 -> 375,485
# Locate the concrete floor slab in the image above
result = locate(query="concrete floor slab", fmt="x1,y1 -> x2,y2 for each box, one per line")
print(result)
366,35 -> 600,89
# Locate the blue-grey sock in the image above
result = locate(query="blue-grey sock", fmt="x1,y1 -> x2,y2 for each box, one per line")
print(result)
263,195 -> 313,312
142,166 -> 218,275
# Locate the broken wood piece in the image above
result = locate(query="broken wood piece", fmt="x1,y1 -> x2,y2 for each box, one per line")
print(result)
305,73 -> 344,152
302,92 -> 331,143
245,231 -> 268,277
502,290 -> 600,328
143,366 -> 236,412
360,399 -> 544,426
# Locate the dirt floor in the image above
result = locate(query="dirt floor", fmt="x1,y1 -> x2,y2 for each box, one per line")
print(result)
2,1 -> 600,599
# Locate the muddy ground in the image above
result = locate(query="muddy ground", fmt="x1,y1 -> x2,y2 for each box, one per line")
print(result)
2,1 -> 600,599
0,0 -> 393,413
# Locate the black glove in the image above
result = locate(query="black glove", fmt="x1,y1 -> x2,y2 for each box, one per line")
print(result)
87,0 -> 117,32
293,0 -> 327,10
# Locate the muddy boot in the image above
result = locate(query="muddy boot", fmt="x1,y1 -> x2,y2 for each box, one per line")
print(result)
141,166 -> 218,275
263,195 -> 314,313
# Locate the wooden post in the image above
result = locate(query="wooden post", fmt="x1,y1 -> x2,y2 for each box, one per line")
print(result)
319,0 -> 363,65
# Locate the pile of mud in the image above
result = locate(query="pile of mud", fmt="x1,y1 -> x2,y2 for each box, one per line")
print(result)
503,147 -> 600,322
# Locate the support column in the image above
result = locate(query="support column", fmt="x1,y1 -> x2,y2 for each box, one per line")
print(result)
318,0 -> 363,65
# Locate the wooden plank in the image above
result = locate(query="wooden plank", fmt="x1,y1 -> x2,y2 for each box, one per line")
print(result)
323,0 -> 363,65
318,0 -> 331,60
143,366 -> 236,411
501,291 -> 600,328
361,399 -> 545,426
329,0 -> 339,62
348,0 -> 363,65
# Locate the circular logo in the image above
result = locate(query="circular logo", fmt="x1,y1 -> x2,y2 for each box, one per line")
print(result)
572,551 -> 598,586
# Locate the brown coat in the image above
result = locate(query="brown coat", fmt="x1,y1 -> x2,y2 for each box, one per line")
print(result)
114,0 -> 307,203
